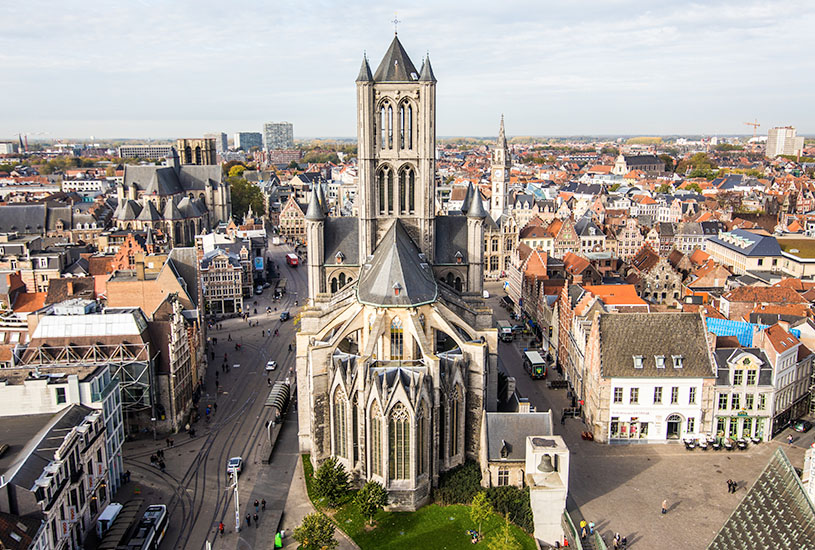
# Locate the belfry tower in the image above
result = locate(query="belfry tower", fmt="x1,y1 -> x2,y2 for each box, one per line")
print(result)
356,35 -> 438,261
490,115 -> 510,222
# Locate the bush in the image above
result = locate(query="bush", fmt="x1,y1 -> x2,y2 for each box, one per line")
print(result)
486,486 -> 534,534
434,460 -> 482,505
313,456 -> 349,507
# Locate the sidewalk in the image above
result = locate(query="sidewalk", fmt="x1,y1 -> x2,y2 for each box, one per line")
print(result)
278,457 -> 360,549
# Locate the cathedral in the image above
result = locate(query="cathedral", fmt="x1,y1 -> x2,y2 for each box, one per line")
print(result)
296,35 -> 499,510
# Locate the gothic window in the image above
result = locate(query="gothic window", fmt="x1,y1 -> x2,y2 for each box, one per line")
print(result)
455,277 -> 462,292
390,317 -> 404,359
331,277 -> 338,293
399,104 -> 406,149
445,272 -> 454,287
451,385 -> 462,457
333,388 -> 348,458
389,403 -> 410,480
386,169 -> 394,214
492,239 -> 499,252
490,257 -> 499,271
408,168 -> 415,214
408,105 -> 413,149
399,169 -> 407,214
388,105 -> 394,149
195,146 -> 202,165
438,400 -> 445,460
184,146 -> 192,163
378,166 -> 394,215
370,402 -> 382,476
417,402 -> 428,475
339,273 -> 346,288
378,170 -> 386,214
380,105 -> 386,149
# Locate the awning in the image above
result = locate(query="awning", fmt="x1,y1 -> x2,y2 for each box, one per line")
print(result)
265,381 -> 290,413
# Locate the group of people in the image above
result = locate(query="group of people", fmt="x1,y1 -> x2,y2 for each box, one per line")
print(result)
150,450 -> 167,472
726,479 -> 739,493
243,499 -> 267,528
612,533 -> 628,549
466,529 -> 480,544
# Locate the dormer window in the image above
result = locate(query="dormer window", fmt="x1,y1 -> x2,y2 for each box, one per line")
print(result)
633,355 -> 643,369
455,251 -> 463,264
655,355 -> 665,369
672,355 -> 683,369
335,251 -> 345,264
393,282 -> 402,296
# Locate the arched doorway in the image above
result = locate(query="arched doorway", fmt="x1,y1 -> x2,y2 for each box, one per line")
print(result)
666,414 -> 682,440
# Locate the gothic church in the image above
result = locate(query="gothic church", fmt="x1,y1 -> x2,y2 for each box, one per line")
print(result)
296,35 -> 498,510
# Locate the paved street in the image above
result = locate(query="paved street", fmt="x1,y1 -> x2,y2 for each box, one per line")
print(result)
485,282 -> 814,549
114,241 -> 307,550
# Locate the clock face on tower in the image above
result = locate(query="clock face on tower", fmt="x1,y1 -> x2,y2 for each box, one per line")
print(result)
494,169 -> 502,179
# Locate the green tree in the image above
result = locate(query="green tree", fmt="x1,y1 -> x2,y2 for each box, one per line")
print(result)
600,146 -> 619,156
288,160 -> 300,170
228,177 -> 264,221
293,513 -> 338,550
685,181 -> 702,193
228,164 -> 247,178
470,491 -> 493,536
658,153 -> 675,172
487,514 -> 522,550
656,183 -> 673,194
313,457 -> 349,507
608,183 -> 621,192
354,481 -> 388,525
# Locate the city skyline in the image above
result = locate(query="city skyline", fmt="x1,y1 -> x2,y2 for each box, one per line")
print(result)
2,0 -> 815,139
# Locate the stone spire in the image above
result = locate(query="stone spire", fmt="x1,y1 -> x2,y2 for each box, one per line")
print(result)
419,55 -> 436,82
356,55 -> 373,82
467,187 -> 488,219
305,186 -> 325,221
498,114 -> 507,149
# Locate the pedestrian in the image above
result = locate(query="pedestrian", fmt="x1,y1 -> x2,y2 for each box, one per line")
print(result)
580,526 -> 587,540
253,512 -> 259,527
254,500 -> 259,513
126,470 -> 131,482
211,351 -> 215,360
661,499 -> 668,514
159,460 -> 165,472
621,536 -> 627,548
170,439 -> 174,447
219,522 -> 225,535
267,378 -> 272,386
726,479 -> 733,493
246,513 -> 251,527
166,438 -> 171,448
215,371 -> 219,379
261,499 -> 266,511
589,521 -> 595,535
228,333 -> 232,342
731,480 -> 738,492
788,434 -> 794,445
213,403 -> 218,413
613,538 -> 619,550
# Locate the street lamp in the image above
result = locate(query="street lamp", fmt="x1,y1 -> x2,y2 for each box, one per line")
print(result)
227,469 -> 240,533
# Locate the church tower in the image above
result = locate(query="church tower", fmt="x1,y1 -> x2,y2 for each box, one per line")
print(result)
490,115 -> 510,222
356,35 -> 437,262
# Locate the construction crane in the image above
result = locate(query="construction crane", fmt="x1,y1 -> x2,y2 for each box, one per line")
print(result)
744,119 -> 760,138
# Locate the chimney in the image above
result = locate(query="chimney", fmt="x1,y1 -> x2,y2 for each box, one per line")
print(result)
66,280 -> 74,295
136,261 -> 145,281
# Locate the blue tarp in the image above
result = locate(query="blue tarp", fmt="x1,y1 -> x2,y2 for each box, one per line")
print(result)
706,318 -> 801,347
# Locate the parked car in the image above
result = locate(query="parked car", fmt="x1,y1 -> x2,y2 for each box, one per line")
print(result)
266,360 -> 277,371
263,282 -> 272,289
280,311 -> 290,322
255,285 -> 263,295
791,419 -> 813,433
227,456 -> 243,476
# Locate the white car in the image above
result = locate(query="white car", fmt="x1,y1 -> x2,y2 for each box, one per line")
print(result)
266,360 -> 277,371
227,456 -> 243,476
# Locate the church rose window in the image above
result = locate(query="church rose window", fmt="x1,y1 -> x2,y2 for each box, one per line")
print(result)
389,403 -> 410,480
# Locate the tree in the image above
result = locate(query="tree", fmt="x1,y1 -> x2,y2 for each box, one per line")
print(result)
487,514 -> 521,550
228,164 -> 247,178
313,457 -> 349,507
656,183 -> 673,194
228,177 -> 264,221
293,513 -> 338,550
658,153 -> 675,172
600,145 -> 619,156
222,160 -> 246,176
470,491 -> 493,536
288,160 -> 300,170
685,181 -> 702,193
355,481 -> 388,525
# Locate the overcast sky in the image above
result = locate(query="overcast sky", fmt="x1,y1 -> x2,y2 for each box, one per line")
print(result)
2,0 -> 814,140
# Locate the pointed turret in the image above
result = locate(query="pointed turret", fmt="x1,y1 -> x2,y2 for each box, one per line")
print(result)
461,182 -> 473,215
373,36 -> 419,82
498,114 -> 507,148
356,55 -> 373,82
419,55 -> 436,82
317,182 -> 329,215
305,186 -> 325,221
467,187 -> 488,219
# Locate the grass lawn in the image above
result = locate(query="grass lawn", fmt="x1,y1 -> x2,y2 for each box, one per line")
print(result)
302,455 -> 536,550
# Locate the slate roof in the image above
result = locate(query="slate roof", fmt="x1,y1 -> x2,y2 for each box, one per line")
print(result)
419,56 -> 436,82
136,200 -> 162,221
0,205 -> 47,234
708,229 -> 782,257
712,348 -> 773,386
707,448 -> 815,550
599,312 -> 714,378
624,154 -> 664,169
200,248 -> 241,269
323,218 -> 359,265
373,35 -> 420,82
116,199 -> 142,221
356,220 -> 438,307
0,511 -> 40,550
167,247 -> 199,307
434,216 -> 469,264
484,412 -> 554,461
356,56 -> 373,82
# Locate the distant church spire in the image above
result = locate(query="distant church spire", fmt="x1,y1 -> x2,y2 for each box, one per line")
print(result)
498,114 -> 507,148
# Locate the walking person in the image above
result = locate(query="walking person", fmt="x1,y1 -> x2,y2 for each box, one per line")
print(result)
246,513 -> 251,527
253,512 -> 259,527
726,479 -> 733,493
219,522 -> 225,536
261,499 -> 266,511
731,480 -> 738,492
788,434 -> 794,445
254,500 -> 259,514
661,499 -> 668,514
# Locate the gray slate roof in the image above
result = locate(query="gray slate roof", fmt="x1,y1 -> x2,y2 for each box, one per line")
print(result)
373,36 -> 419,82
434,216 -> 469,264
356,220 -> 438,307
599,312 -> 715,379
0,205 -> 46,233
707,229 -> 782,258
707,448 -> 815,550
485,412 -> 553,461
324,218 -> 358,265
713,348 -> 773,386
